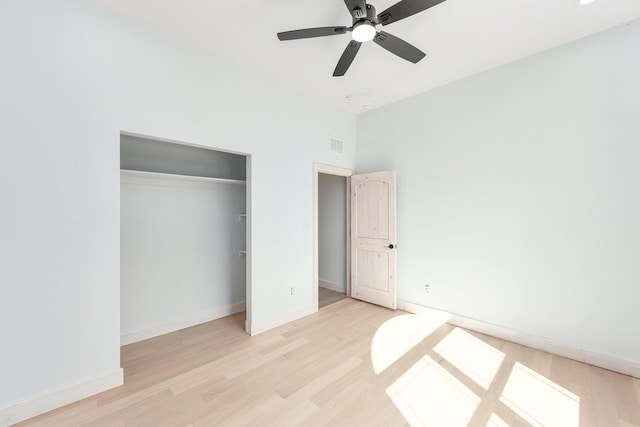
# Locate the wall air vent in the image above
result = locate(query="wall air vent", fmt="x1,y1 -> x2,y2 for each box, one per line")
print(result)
329,137 -> 344,154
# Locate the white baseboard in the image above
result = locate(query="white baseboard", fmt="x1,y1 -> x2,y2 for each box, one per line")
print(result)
318,279 -> 347,293
397,299 -> 640,379
247,304 -> 316,336
120,301 -> 246,346
0,368 -> 123,426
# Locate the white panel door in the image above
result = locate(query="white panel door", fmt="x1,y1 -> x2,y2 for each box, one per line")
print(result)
351,170 -> 396,309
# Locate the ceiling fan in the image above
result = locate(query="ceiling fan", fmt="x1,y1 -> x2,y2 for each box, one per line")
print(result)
277,0 -> 447,76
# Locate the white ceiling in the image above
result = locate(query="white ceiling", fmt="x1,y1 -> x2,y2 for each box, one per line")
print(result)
98,0 -> 640,114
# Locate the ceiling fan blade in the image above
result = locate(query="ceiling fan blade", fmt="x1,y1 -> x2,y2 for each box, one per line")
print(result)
344,0 -> 367,19
373,31 -> 426,63
333,40 -> 362,77
377,0 -> 447,26
277,26 -> 347,41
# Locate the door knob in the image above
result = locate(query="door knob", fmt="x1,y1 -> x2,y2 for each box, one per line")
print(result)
386,244 -> 395,249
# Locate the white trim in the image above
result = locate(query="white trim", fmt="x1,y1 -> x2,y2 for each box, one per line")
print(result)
120,302 -> 246,346
318,279 -> 347,293
397,300 -> 640,379
247,305 -> 316,336
313,163 -> 354,314
244,154 -> 252,335
0,368 -> 123,426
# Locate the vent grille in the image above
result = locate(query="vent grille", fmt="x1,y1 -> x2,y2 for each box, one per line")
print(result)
329,137 -> 344,154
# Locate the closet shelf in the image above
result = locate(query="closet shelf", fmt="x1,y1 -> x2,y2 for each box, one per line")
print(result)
120,169 -> 246,185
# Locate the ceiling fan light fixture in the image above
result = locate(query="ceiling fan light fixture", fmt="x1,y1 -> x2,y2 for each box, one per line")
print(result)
277,0 -> 437,76
352,22 -> 376,42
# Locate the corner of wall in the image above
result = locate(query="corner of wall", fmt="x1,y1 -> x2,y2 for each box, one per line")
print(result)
120,302 -> 246,346
247,305 -> 316,336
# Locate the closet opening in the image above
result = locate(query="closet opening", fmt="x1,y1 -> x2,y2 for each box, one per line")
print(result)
119,133 -> 250,346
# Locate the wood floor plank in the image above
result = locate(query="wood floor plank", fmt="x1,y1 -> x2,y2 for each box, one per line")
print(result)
318,287 -> 348,308
295,356 -> 363,400
213,393 -> 285,427
17,299 -> 640,426
224,338 -> 310,379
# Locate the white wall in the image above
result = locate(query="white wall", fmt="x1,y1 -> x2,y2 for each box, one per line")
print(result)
357,21 -> 640,364
318,174 -> 347,292
120,173 -> 246,338
0,0 -> 355,418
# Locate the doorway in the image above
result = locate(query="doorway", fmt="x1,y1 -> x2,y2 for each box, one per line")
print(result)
120,133 -> 251,345
313,164 -> 354,311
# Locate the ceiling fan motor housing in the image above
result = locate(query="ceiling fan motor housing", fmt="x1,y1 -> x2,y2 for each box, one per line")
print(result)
350,3 -> 378,42
354,3 -> 378,25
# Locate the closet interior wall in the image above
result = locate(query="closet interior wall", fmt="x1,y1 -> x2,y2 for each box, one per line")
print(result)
318,173 -> 347,294
120,134 -> 247,344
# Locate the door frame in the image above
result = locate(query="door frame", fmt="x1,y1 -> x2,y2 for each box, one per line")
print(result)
313,163 -> 354,312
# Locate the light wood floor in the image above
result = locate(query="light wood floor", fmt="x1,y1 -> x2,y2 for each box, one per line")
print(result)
20,299 -> 640,426
319,287 -> 348,309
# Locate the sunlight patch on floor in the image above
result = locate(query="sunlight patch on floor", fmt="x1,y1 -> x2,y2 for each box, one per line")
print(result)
486,412 -> 510,427
500,362 -> 580,427
371,311 -> 450,375
434,327 -> 505,389
386,355 -> 480,427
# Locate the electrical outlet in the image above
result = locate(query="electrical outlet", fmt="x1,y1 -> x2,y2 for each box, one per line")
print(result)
291,287 -> 295,296
425,284 -> 430,293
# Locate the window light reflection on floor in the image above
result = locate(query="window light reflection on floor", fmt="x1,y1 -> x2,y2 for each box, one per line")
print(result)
487,412 -> 510,427
434,327 -> 506,390
386,355 -> 480,427
371,311 -> 451,375
500,362 -> 580,427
